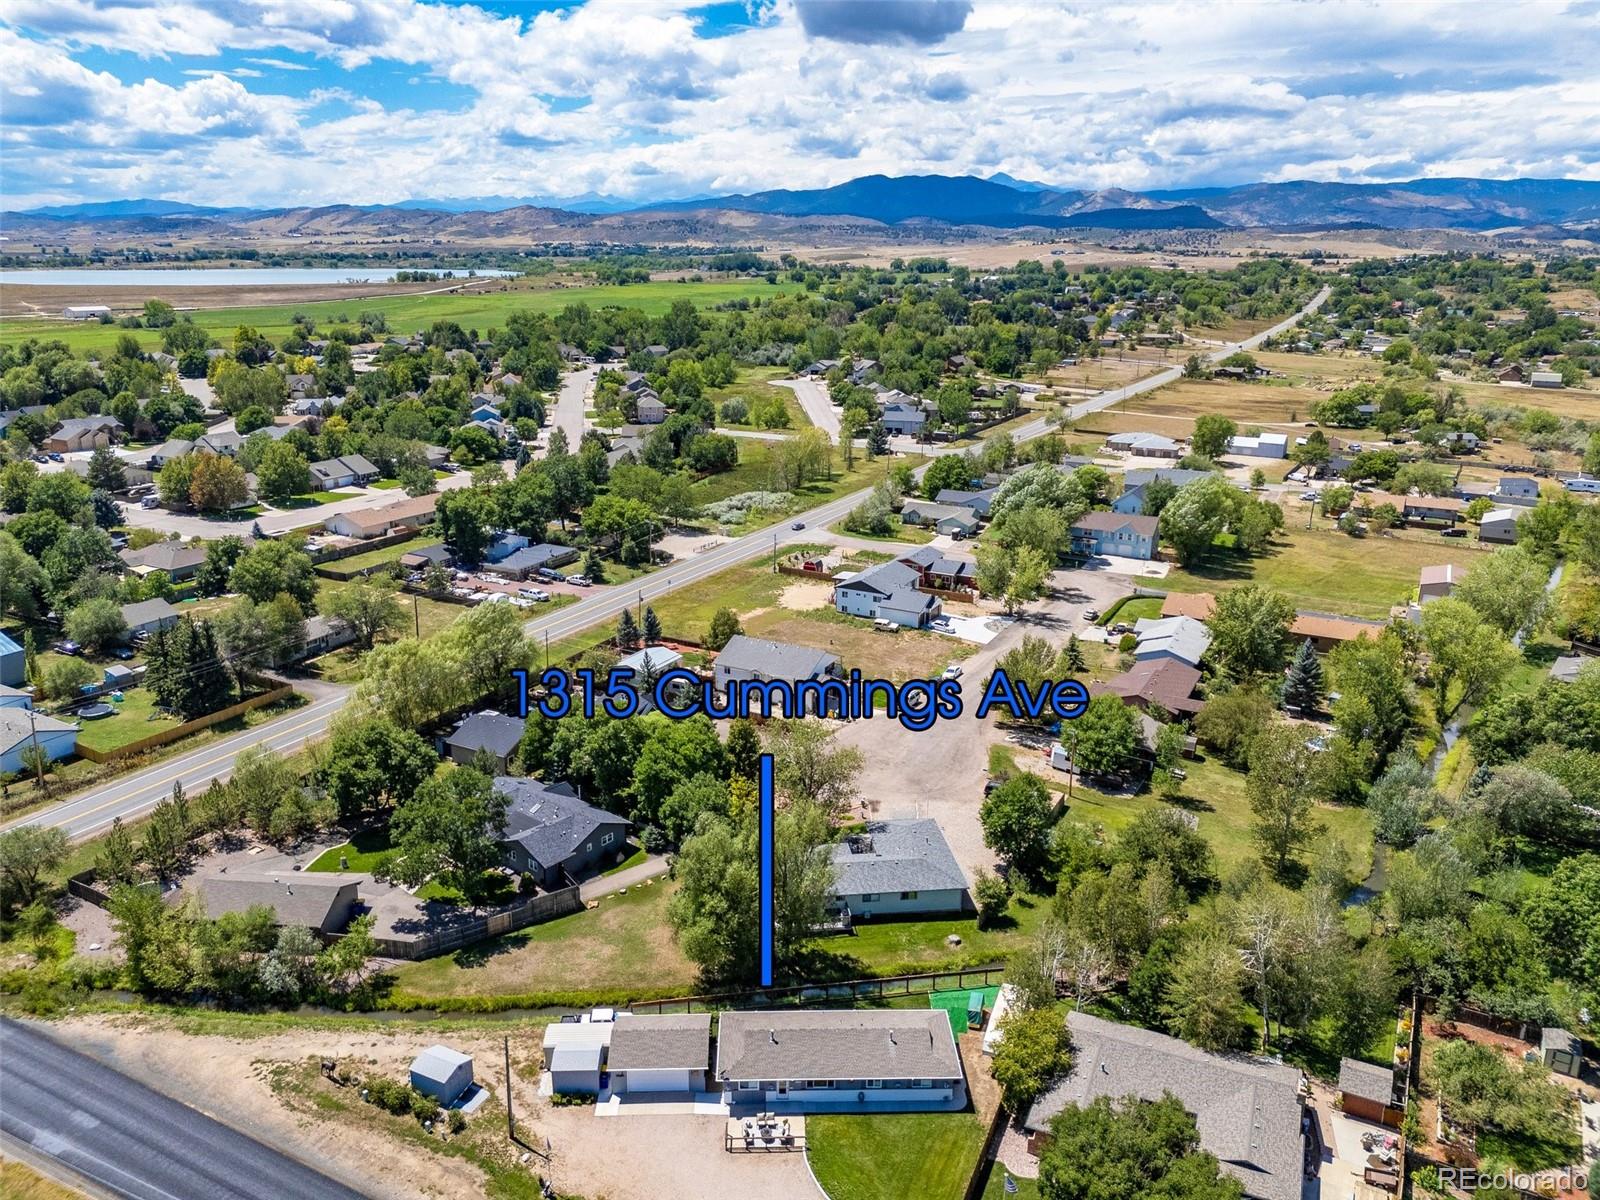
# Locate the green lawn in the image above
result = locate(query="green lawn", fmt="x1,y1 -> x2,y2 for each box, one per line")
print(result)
707,365 -> 812,430
691,443 -> 920,517
368,478 -> 404,490
828,518 -> 936,545
277,490 -> 361,508
980,1169 -> 1042,1200
808,1113 -> 987,1200
307,827 -> 393,873
70,688 -> 182,753
807,889 -> 1049,979
1096,595 -> 1163,625
601,844 -> 647,875
322,534 -> 442,575
317,579 -> 462,640
0,278 -> 796,354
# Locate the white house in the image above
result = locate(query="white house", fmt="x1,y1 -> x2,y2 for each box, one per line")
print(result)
1478,507 -> 1519,544
1226,432 -> 1288,459
1132,616 -> 1212,668
0,702 -> 78,775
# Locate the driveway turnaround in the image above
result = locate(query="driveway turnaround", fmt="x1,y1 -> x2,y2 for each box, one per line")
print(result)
0,1017 -> 370,1200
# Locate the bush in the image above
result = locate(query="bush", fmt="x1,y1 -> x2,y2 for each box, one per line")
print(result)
411,1093 -> 442,1125
448,1109 -> 468,1134
363,1075 -> 412,1115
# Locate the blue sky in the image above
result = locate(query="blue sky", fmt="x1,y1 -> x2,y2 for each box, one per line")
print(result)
2,0 -> 1598,210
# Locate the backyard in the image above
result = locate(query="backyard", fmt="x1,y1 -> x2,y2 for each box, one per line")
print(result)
807,1112 -> 988,1200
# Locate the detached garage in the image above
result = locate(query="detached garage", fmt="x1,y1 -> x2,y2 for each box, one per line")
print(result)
542,1022 -> 611,1095
606,1014 -> 711,1095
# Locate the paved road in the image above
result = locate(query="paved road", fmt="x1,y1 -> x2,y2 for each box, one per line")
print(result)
0,1017 -> 370,1200
544,363 -> 596,454
773,376 -> 841,438
8,289 -> 1329,841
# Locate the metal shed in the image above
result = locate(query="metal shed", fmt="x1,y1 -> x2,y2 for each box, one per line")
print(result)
409,1045 -> 474,1105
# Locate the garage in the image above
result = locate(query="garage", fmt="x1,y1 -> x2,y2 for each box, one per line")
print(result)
542,1022 -> 612,1096
606,1014 -> 712,1098
618,1067 -> 694,1094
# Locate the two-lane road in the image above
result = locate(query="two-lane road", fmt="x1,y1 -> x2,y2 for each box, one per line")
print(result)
0,1018 -> 370,1200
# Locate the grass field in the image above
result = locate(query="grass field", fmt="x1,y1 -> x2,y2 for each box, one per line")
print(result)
828,517 -> 936,544
317,579 -> 463,640
807,1112 -> 987,1200
708,365 -> 811,430
0,1161 -> 85,1200
690,442 -> 911,522
321,534 -> 442,574
69,688 -> 178,754
307,828 -> 393,873
740,609 -> 975,684
0,278 -> 793,354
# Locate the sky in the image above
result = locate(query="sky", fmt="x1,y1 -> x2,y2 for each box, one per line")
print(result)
2,0 -> 1599,211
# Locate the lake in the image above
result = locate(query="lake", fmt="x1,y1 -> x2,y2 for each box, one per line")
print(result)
1,267 -> 520,287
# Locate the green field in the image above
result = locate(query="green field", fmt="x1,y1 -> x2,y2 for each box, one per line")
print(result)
0,278 -> 794,354
808,1113 -> 987,1200
70,688 -> 181,753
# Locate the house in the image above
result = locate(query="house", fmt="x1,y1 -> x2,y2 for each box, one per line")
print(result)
714,636 -> 843,698
1541,1027 -> 1582,1077
715,1010 -> 964,1109
196,873 -> 361,934
442,710 -> 525,772
1070,511 -> 1159,561
0,684 -> 31,710
1338,1058 -> 1403,1128
308,454 -> 380,490
493,777 -> 632,889
1530,370 -> 1564,389
1159,592 -> 1216,621
1495,363 -> 1526,383
1441,430 -> 1480,451
1113,469 -> 1215,514
542,1022 -> 611,1094
0,630 -> 24,687
482,532 -> 531,563
880,402 -> 928,437
900,500 -> 980,537
410,1046 -> 474,1106
799,360 -> 839,377
923,555 -> 978,593
62,305 -> 111,320
480,543 -> 580,581
1403,495 -> 1464,524
300,615 -> 357,660
399,543 -> 454,571
1289,611 -> 1385,654
1090,658 -> 1204,715
1104,431 -> 1182,458
45,415 -> 121,453
1497,476 -> 1540,501
1132,616 -> 1212,668
118,540 -> 207,582
829,819 -> 969,920
1418,564 -> 1459,603
322,493 -> 437,540
833,559 -> 942,628
1023,1013 -> 1304,1200
1478,507 -> 1519,544
606,1014 -> 713,1095
1226,432 -> 1288,459
119,598 -> 180,638
635,394 -> 668,424
933,487 -> 997,518
0,703 -> 78,775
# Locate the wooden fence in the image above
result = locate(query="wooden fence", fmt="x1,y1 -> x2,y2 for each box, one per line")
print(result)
310,528 -> 434,568
336,885 -> 584,961
72,684 -> 295,763
962,1102 -> 1016,1200
626,964 -> 1006,1015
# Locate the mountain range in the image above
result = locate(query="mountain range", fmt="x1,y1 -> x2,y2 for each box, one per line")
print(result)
10,175 -> 1600,234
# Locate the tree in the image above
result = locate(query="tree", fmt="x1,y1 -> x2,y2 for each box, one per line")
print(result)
642,606 -> 662,644
140,791 -> 193,882
1246,723 -> 1324,878
385,768 -> 509,904
434,486 -> 497,564
1453,545 -> 1552,638
65,597 -> 128,653
96,817 -> 140,886
1420,598 -> 1517,721
1115,807 -> 1216,899
320,718 -> 439,819
0,826 -> 69,910
706,608 -> 743,651
630,715 -> 729,829
725,717 -> 762,780
1163,932 -> 1249,1051
1158,475 -> 1238,566
188,452 -> 250,512
1207,585 -> 1296,679
922,454 -> 973,498
990,1006 -> 1072,1112
321,578 -> 406,650
229,539 -> 317,612
86,445 -> 127,492
768,719 -> 862,817
1365,757 -> 1437,847
980,774 -> 1055,878
1522,853 -> 1600,986
1190,414 -> 1237,460
1071,694 -> 1141,779
253,440 -> 311,504
1037,1092 -> 1244,1200
973,868 -> 1013,929
40,657 -> 97,701
1281,638 -> 1323,712
145,618 -> 234,719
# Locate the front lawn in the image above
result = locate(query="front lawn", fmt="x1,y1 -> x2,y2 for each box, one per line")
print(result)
1096,595 -> 1163,625
808,1112 -> 987,1200
276,490 -> 362,508
828,518 -> 936,545
323,534 -> 442,574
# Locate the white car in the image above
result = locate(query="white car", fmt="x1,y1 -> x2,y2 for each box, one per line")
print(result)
942,665 -> 963,681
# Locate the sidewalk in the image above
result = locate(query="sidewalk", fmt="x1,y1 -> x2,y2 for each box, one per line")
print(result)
581,854 -> 670,901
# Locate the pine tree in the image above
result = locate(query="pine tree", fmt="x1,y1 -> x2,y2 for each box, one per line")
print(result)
617,609 -> 640,650
583,548 -> 606,584
1282,638 -> 1324,713
643,606 -> 662,644
97,816 -> 139,885
1065,633 -> 1086,672
726,718 -> 762,780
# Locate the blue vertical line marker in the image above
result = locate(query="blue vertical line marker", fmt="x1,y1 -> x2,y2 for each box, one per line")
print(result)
759,752 -> 775,988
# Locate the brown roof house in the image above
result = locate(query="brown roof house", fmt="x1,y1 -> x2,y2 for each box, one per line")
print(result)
197,872 -> 362,935
1090,658 -> 1204,715
1290,611 -> 1386,654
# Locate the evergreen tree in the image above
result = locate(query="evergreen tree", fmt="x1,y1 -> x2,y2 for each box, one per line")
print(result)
1282,637 -> 1324,712
1064,633 -> 1086,672
617,609 -> 640,650
726,718 -> 762,780
643,606 -> 662,644
867,422 -> 890,456
582,548 -> 606,583
148,618 -> 236,720
96,817 -> 140,885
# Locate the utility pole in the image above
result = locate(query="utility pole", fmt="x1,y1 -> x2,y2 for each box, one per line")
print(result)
26,705 -> 45,789
771,531 -> 778,572
413,593 -> 420,638
504,1036 -> 516,1142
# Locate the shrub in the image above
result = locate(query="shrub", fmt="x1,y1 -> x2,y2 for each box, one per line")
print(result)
363,1075 -> 412,1114
411,1093 -> 442,1125
448,1109 -> 468,1134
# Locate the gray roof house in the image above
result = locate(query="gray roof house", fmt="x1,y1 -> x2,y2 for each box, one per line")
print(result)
308,454 -> 379,490
119,598 -> 180,638
715,1010 -> 965,1109
713,636 -> 842,704
480,543 -> 580,580
196,873 -> 362,934
830,819 -> 969,920
118,540 -> 207,582
934,487 -> 997,517
493,777 -> 631,889
442,710 -> 526,772
607,1014 -> 713,1095
1132,616 -> 1213,668
1024,1012 -> 1305,1200
834,559 -> 943,628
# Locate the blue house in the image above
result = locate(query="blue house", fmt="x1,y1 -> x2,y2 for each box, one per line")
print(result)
1,696 -> 78,776
0,630 -> 23,688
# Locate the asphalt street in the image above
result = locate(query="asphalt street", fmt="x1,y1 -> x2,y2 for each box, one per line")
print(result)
0,1017 -> 371,1200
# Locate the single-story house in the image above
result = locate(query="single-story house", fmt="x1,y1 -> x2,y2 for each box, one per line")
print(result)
1226,432 -> 1288,459
1418,564 -> 1459,603
482,532 -> 531,563
1337,1058 -> 1402,1128
494,777 -> 631,889
1478,507 -> 1519,544
118,540 -> 207,582
1120,468 -> 1215,494
933,488 -> 997,518
308,454 -> 380,490
1158,592 -> 1216,621
0,703 -> 78,775
1289,611 -> 1386,654
829,819 -> 969,921
479,543 -> 580,581
1131,616 -> 1211,668
715,1010 -> 965,1109
1442,430 -> 1480,451
923,555 -> 978,593
442,710 -> 526,772
1497,475 -> 1540,501
606,1014 -> 712,1095
322,493 -> 438,540
1540,1027 -> 1582,1076
1070,512 -> 1158,561
119,598 -> 180,638
1023,1013 -> 1304,1200
542,1022 -> 612,1094
615,646 -> 686,703
880,402 -> 928,437
834,559 -> 943,628
196,873 -> 362,935
1495,363 -> 1526,383
714,636 -> 844,704
399,543 -> 455,571
901,499 -> 977,531
300,615 -> 357,660
1089,658 -> 1204,715
1530,370 -> 1564,389
1402,495 -> 1464,524
45,415 -> 121,453
1105,431 -> 1182,458
0,630 -> 23,688
410,1046 -> 475,1106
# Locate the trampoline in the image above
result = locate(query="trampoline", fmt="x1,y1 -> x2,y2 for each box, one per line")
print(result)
77,702 -> 116,718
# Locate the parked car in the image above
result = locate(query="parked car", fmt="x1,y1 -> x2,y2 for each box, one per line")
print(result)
1440,528 -> 1467,538
139,495 -> 161,509
109,647 -> 134,660
1111,622 -> 1133,635
568,576 -> 591,587
872,619 -> 899,632
1300,491 -> 1319,502
1082,608 -> 1100,622
942,665 -> 963,680
52,640 -> 82,656
47,452 -> 63,462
